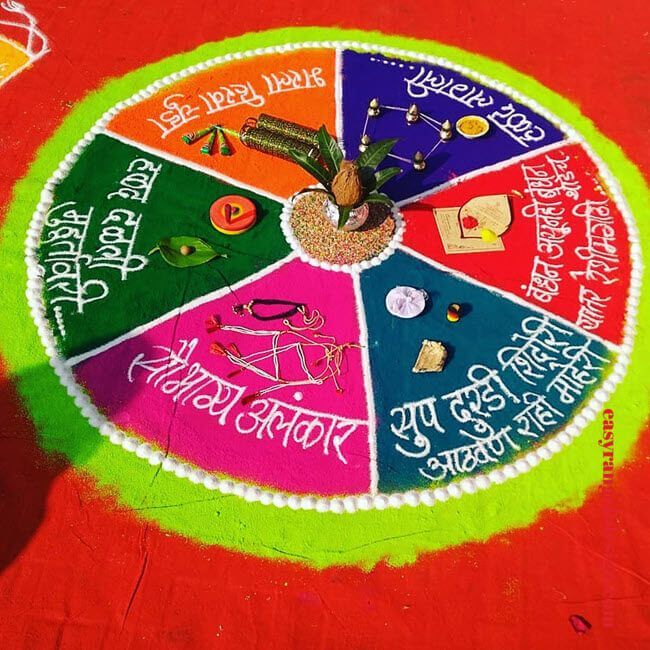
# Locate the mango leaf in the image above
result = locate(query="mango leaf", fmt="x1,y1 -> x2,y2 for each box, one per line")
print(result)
149,236 -> 226,268
337,205 -> 352,230
317,125 -> 343,178
288,148 -> 331,189
374,166 -> 402,190
358,166 -> 377,192
365,193 -> 394,207
356,138 -> 398,171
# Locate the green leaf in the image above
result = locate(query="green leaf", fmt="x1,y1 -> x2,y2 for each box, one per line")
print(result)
356,138 -> 398,171
365,193 -> 394,207
288,148 -> 331,189
374,166 -> 402,190
317,125 -> 343,178
337,205 -> 352,230
149,236 -> 226,268
358,166 -> 377,192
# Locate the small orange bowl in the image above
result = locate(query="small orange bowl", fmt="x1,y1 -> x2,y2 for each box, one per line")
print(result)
210,195 -> 257,235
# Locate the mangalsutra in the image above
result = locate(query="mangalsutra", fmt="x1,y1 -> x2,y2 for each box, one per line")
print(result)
232,299 -> 306,321
207,305 -> 360,403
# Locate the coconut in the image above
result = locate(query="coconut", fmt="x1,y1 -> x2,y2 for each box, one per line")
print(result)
331,160 -> 364,207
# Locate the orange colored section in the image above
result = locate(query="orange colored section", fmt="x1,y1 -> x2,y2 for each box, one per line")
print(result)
0,39 -> 30,86
108,49 -> 337,199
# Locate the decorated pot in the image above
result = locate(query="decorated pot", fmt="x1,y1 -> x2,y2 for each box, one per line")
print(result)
325,198 -> 370,232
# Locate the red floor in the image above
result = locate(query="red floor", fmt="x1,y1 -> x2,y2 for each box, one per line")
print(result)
0,1 -> 649,647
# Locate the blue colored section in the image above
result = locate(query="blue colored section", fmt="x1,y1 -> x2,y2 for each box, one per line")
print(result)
341,51 -> 565,203
360,251 -> 610,492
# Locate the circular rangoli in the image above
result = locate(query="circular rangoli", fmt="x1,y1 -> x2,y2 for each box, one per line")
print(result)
13,30 -> 645,563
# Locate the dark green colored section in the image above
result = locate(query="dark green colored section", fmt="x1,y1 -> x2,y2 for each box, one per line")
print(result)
38,134 -> 289,358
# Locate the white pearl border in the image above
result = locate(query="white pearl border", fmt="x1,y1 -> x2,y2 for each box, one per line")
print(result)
279,188 -> 405,273
24,39 -> 642,514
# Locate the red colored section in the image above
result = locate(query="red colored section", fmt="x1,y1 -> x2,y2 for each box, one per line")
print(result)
402,144 -> 632,344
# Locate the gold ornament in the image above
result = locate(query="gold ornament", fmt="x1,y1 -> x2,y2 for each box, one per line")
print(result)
367,98 -> 381,117
256,113 -> 319,146
412,340 -> 447,373
440,119 -> 453,141
412,151 -> 426,171
406,103 -> 420,125
240,125 -> 319,161
358,134 -> 371,153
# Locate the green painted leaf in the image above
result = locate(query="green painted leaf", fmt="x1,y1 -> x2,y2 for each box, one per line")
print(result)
288,148 -> 331,188
358,166 -> 377,192
365,193 -> 394,207
356,138 -> 398,170
374,166 -> 402,190
317,125 -> 343,178
337,205 -> 352,229
150,236 -> 226,268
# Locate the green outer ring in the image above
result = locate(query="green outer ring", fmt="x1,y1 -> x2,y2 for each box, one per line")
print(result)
2,28 -> 648,568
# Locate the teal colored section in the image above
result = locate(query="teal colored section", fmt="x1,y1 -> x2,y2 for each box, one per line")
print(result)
361,250 -> 611,492
39,134 -> 289,358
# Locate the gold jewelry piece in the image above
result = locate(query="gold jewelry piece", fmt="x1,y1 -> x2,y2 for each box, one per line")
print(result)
412,340 -> 447,373
367,98 -> 381,117
406,103 -> 420,125
412,151 -> 426,171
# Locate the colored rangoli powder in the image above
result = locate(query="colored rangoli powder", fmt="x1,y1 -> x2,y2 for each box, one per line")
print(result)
289,192 -> 395,265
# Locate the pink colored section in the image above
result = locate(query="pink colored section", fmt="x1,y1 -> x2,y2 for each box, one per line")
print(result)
74,259 -> 372,495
